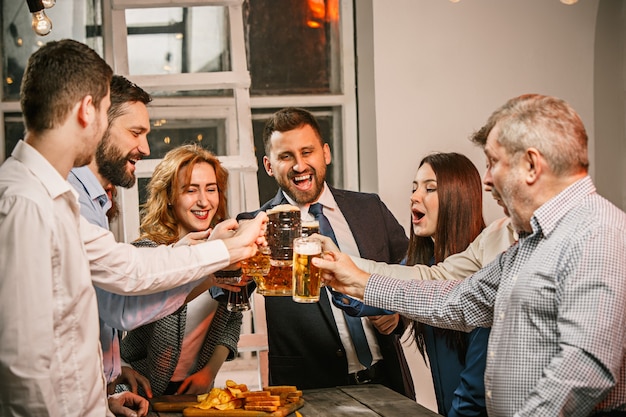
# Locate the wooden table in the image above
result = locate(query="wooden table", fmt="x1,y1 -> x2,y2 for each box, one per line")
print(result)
147,384 -> 442,417
298,385 -> 441,416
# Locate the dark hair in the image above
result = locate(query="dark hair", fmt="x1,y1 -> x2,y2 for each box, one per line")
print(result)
405,152 -> 486,364
406,152 -> 485,265
262,107 -> 324,155
20,39 -> 112,133
108,75 -> 152,125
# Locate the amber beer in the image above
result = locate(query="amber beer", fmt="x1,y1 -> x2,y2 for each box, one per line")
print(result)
241,246 -> 271,278
256,204 -> 302,296
292,237 -> 322,303
255,263 -> 293,296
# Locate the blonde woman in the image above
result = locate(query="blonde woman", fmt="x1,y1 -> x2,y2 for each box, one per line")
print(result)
121,144 -> 242,396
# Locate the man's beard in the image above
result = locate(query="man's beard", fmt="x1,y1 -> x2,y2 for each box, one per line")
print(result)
275,167 -> 326,205
95,135 -> 136,189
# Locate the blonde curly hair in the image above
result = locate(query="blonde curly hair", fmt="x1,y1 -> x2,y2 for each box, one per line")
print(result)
138,144 -> 228,245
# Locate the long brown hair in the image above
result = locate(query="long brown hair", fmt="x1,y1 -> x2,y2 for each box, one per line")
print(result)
138,144 -> 229,245
406,152 -> 485,363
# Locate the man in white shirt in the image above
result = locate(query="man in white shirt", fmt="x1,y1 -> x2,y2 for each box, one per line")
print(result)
0,39 -> 266,417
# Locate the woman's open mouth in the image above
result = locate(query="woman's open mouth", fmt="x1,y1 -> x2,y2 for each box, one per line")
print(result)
412,210 -> 425,224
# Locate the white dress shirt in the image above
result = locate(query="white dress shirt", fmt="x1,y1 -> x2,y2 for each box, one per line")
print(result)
0,141 -> 233,417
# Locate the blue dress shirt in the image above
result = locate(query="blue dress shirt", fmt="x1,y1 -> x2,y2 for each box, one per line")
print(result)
69,166 -> 198,383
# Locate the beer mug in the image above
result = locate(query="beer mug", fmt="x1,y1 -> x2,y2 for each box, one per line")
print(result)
241,245 -> 271,278
258,204 -> 301,296
301,220 -> 320,238
266,204 -> 301,263
292,237 -> 323,303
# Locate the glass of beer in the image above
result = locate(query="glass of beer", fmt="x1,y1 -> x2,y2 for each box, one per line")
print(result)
227,281 -> 252,312
301,220 -> 319,238
241,245 -> 271,278
257,204 -> 301,296
292,237 -> 323,303
266,204 -> 301,262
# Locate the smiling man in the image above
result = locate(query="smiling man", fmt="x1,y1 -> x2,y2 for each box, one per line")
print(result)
69,75 -> 151,229
68,75 -> 207,415
238,107 -> 415,399
94,76 -> 151,189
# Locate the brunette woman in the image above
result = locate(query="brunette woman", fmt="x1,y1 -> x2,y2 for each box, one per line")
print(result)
406,152 -> 488,417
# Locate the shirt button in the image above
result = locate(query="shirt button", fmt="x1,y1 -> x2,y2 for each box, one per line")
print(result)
512,275 -> 517,282
489,350 -> 494,358
499,312 -> 505,320
486,390 -> 492,399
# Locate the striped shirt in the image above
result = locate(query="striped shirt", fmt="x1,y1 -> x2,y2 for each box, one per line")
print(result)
366,176 -> 626,416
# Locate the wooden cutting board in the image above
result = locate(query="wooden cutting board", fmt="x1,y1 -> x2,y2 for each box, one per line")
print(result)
151,395 -> 304,416
151,395 -> 200,412
182,399 -> 304,416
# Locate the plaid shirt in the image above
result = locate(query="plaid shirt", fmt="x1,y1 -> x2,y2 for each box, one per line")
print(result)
366,176 -> 626,416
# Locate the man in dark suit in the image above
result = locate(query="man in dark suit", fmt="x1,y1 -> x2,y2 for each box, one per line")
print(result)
239,107 -> 414,399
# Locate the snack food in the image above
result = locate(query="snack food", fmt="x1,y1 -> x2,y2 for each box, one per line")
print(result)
187,382 -> 303,414
193,380 -> 248,410
263,385 -> 298,395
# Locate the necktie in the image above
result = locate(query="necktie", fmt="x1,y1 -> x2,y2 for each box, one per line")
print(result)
308,203 -> 373,368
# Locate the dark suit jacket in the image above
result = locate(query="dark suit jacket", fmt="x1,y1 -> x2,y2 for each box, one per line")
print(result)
239,186 -> 415,399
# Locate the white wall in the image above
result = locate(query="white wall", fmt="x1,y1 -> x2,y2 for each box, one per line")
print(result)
361,0 -> 602,230
355,1 -> 624,410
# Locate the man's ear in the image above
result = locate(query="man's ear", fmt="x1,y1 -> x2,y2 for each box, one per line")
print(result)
323,143 -> 332,165
262,155 -> 274,177
76,95 -> 94,127
525,148 -> 542,185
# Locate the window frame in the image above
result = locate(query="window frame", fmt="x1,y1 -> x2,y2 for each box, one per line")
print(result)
0,0 -> 358,242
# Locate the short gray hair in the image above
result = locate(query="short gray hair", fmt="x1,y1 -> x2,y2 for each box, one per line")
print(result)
471,94 -> 588,176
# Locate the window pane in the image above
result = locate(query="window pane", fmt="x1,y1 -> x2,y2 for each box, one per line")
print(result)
146,116 -> 227,160
4,113 -> 23,156
251,107 -> 342,204
125,6 -> 230,76
246,0 -> 341,95
2,0 -> 103,101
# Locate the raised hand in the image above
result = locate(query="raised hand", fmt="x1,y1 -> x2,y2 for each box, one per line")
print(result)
312,250 -> 370,300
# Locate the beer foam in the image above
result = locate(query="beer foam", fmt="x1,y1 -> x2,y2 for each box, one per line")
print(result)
296,241 -> 321,255
267,204 -> 300,214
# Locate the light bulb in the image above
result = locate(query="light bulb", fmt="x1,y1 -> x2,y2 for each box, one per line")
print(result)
42,0 -> 56,8
31,10 -> 52,36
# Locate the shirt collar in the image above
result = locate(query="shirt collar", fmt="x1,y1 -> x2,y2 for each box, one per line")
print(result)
11,140 -> 76,201
282,182 -> 338,219
531,176 -> 595,238
69,165 -> 111,210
